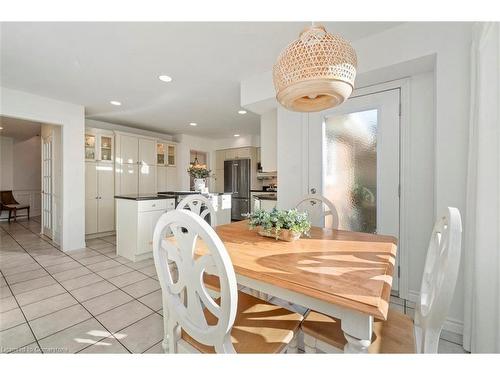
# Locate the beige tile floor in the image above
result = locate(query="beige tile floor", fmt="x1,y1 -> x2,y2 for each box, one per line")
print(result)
1,217 -> 163,353
0,217 -> 467,354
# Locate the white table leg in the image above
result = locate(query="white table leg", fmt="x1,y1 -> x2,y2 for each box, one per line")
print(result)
341,311 -> 373,354
161,294 -> 169,352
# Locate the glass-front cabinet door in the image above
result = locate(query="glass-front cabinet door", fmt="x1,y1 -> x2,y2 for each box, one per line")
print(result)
85,134 -> 96,161
157,143 -> 166,165
100,136 -> 113,162
167,144 -> 176,166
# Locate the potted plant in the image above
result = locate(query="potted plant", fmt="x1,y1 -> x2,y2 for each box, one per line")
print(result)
248,208 -> 311,241
187,164 -> 212,192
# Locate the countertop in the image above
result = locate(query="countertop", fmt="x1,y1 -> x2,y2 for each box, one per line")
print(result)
158,191 -> 232,196
114,194 -> 175,201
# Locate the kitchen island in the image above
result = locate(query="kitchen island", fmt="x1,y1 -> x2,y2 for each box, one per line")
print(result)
115,194 -> 175,262
158,191 -> 232,225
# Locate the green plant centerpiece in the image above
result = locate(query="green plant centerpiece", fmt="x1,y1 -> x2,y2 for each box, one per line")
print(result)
248,208 -> 311,241
187,164 -> 212,179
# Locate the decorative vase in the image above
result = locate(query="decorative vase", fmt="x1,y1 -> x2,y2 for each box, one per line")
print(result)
256,226 -> 301,242
194,178 -> 206,192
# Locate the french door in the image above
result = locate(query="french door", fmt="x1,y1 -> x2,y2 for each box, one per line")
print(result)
41,135 -> 53,238
308,88 -> 401,292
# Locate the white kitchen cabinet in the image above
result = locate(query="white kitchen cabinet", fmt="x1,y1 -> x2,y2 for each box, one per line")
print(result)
115,132 -> 157,195
116,197 -> 175,262
85,131 -> 114,163
215,168 -> 224,192
157,165 -> 167,192
139,163 -> 157,195
120,164 -> 139,195
216,150 -> 225,168
97,163 -> 115,232
167,144 -> 176,166
216,194 -> 232,225
85,161 -> 115,235
85,160 -> 98,234
166,166 -> 178,190
236,147 -> 251,159
120,134 -> 139,164
139,138 -> 156,166
224,149 -> 236,160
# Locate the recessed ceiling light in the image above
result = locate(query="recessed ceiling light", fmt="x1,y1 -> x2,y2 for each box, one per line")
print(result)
189,122 -> 197,126
238,110 -> 247,115
0,127 -> 3,130
234,134 -> 240,137
110,101 -> 121,106
159,75 -> 173,82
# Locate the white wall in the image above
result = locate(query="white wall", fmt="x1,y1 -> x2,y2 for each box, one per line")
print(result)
0,136 -> 14,190
241,22 -> 473,336
1,87 -> 85,251
13,136 -> 41,191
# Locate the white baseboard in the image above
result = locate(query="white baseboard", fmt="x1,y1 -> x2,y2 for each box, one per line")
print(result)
408,290 -> 464,341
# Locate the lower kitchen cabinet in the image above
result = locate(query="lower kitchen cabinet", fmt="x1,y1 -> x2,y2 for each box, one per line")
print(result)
85,162 -> 115,235
115,197 -> 175,262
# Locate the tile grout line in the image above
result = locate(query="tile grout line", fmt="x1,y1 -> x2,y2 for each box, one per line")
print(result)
0,223 -> 132,353
5,219 -> 164,353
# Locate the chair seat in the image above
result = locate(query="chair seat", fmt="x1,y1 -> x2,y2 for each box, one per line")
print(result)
203,274 -> 220,291
301,308 -> 416,353
3,204 -> 29,209
182,291 -> 303,353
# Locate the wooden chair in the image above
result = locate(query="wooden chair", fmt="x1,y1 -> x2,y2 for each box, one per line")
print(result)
153,209 -> 303,353
0,190 -> 30,223
177,194 -> 217,227
301,207 -> 462,353
295,194 -> 338,229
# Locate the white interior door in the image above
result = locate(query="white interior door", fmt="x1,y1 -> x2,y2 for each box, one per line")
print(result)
41,136 -> 53,238
308,89 -> 401,292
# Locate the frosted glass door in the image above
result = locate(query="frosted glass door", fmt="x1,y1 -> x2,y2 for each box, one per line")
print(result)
308,89 -> 400,290
325,109 -> 378,233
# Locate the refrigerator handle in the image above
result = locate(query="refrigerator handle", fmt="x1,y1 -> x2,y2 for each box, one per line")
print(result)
233,163 -> 238,194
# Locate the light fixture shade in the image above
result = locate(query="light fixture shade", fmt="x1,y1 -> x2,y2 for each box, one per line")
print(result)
273,25 -> 357,112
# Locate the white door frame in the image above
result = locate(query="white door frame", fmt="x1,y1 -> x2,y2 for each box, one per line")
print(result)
305,78 -> 411,299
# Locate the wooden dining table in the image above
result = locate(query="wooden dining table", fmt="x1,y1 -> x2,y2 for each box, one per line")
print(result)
202,220 -> 398,353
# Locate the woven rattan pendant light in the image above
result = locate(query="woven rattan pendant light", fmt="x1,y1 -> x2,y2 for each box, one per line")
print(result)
273,24 -> 357,112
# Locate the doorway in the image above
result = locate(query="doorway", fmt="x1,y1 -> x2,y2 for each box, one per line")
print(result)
308,88 -> 401,293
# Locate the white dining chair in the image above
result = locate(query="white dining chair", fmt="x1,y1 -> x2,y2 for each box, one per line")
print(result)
177,194 -> 217,227
295,194 -> 339,229
301,207 -> 462,353
153,209 -> 303,353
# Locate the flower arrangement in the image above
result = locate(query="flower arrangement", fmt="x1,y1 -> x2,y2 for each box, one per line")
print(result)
187,164 -> 212,179
248,208 -> 311,241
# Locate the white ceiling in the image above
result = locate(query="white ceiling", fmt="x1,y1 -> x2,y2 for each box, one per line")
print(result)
0,116 -> 41,141
0,22 -> 403,138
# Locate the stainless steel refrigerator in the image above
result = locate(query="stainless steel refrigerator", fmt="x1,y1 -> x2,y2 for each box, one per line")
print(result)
224,159 -> 250,221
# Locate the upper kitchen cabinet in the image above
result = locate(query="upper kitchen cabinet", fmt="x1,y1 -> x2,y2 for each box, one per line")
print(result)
260,109 -> 277,172
156,142 -> 166,165
85,130 -> 114,162
84,134 -> 96,161
167,144 -> 176,166
139,138 -> 156,166
119,134 -> 139,164
157,141 -> 176,166
115,132 -> 157,195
